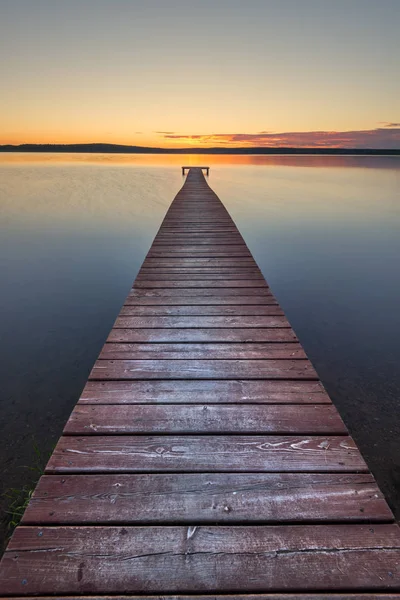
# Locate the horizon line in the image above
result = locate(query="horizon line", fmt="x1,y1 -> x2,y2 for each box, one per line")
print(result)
1,142 -> 399,154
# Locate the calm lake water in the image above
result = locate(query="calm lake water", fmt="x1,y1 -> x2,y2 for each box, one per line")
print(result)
1,153 -> 400,543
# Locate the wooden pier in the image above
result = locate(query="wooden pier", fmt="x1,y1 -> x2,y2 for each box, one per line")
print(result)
1,167 -> 399,596
182,165 -> 209,175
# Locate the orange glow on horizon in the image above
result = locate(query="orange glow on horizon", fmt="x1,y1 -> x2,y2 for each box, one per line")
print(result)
1,126 -> 399,150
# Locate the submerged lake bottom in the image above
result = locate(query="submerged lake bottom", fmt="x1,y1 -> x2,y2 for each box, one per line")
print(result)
0,153 -> 400,548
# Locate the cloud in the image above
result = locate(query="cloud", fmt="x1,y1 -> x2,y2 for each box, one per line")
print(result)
155,131 -> 176,135
381,122 -> 400,128
159,127 -> 400,149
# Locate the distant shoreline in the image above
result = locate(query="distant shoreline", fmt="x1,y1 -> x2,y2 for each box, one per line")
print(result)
0,144 -> 399,155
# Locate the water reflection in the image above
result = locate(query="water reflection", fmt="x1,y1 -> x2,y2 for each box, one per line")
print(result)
1,151 -> 399,170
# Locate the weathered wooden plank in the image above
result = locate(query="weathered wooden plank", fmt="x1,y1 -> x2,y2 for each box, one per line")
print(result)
22,473 -> 392,524
152,241 -> 246,247
136,272 -> 263,280
64,405 -> 345,435
159,217 -> 236,221
142,258 -> 257,267
158,230 -> 241,234
164,214 -> 231,216
120,305 -> 284,316
162,214 -> 233,217
160,224 -> 237,227
157,220 -> 236,224
147,245 -> 252,256
125,295 -> 279,305
134,280 -> 268,288
99,342 -> 304,359
128,288 -> 274,296
114,316 -> 289,328
152,238 -> 247,245
146,252 -> 254,258
163,209 -> 230,212
162,215 -> 233,219
161,221 -> 236,224
164,216 -> 233,218
161,214 -> 234,218
46,434 -> 367,473
156,221 -> 238,225
161,214 -> 232,217
158,230 -> 239,234
79,380 -> 331,404
139,264 -> 259,271
90,358 -> 316,380
163,208 -> 231,212
154,235 -> 245,242
156,219 -> 237,222
5,596 -> 400,600
162,213 -> 231,218
161,224 -> 237,226
107,328 -> 298,343
159,213 -> 235,216
2,525 -> 399,593
154,229 -> 243,233
154,227 -> 241,235
144,252 -> 252,257
156,223 -> 237,228
148,237 -> 247,242
159,227 -> 238,232
156,227 -> 244,236
154,224 -> 240,233
137,268 -> 263,275
162,214 -> 232,216
159,219 -> 235,222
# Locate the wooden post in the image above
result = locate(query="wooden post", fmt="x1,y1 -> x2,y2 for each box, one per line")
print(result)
181,166 -> 210,176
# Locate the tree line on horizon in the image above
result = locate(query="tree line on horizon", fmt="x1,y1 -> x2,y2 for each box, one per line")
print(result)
0,143 -> 398,155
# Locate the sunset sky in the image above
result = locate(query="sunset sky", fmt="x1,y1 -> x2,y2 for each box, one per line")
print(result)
1,0 -> 399,148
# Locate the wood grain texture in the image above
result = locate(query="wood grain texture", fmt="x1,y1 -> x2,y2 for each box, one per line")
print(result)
154,236 -> 246,243
64,404 -> 346,435
125,294 -> 279,305
107,328 -> 298,343
114,315 -> 289,328
142,258 -> 257,268
134,280 -> 268,288
153,237 -> 247,244
89,358 -> 316,380
136,272 -> 264,280
4,596 -> 400,600
2,525 -> 399,594
23,473 -> 392,524
147,245 -> 253,256
128,287 -> 275,297
137,267 -> 262,275
46,434 -> 367,473
99,342 -> 304,359
120,305 -> 285,315
79,380 -> 331,404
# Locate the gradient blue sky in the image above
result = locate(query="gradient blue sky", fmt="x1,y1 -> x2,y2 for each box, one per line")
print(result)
0,0 -> 399,147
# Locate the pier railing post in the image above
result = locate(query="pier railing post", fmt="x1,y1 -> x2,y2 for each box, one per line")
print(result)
181,166 -> 210,177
